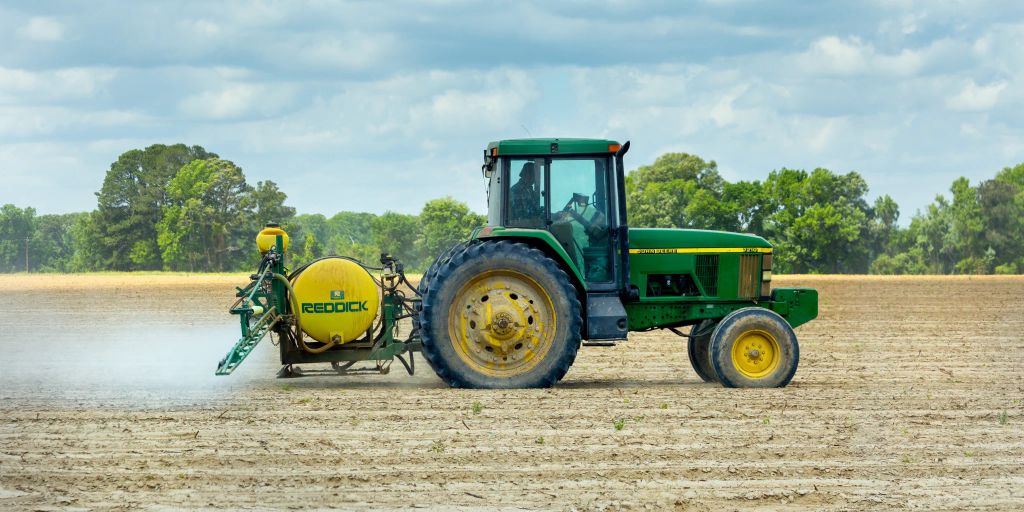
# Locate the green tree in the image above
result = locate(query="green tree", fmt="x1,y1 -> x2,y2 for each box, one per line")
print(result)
781,202 -> 868,273
32,213 -> 86,272
326,211 -> 380,264
761,168 -> 874,273
93,144 -> 217,270
868,195 -> 900,258
287,211 -> 380,265
156,158 -> 252,271
418,197 -> 485,267
335,238 -> 380,266
248,180 -> 296,230
722,180 -> 766,233
909,197 -> 956,273
291,232 -> 324,267
0,204 -> 35,272
371,212 -> 420,267
626,153 -> 732,229
292,213 -> 328,245
979,164 -> 1024,273
68,213 -> 104,272
949,177 -> 987,273
327,211 -> 376,246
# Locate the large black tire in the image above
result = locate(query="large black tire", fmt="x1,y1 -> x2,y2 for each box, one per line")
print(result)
687,319 -> 718,383
709,307 -> 799,388
419,240 -> 582,388
418,240 -> 475,296
414,240 -> 474,333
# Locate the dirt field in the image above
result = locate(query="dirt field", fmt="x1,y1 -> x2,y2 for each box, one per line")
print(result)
1,274 -> 1022,511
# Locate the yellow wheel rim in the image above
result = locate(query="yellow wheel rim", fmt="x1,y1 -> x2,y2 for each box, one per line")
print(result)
730,329 -> 781,379
447,269 -> 557,378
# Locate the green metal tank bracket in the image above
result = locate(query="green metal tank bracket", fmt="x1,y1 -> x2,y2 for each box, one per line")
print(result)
367,292 -> 410,361
768,287 -> 819,329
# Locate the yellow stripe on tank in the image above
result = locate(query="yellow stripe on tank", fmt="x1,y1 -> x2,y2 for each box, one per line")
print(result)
628,247 -> 773,254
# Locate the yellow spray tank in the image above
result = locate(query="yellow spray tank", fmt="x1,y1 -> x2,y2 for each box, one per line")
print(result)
254,222 -> 377,349
256,223 -> 290,254
291,259 -> 379,346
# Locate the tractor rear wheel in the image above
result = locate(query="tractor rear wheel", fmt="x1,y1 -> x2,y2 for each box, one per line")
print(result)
709,307 -> 799,388
687,319 -> 718,383
419,240 -> 582,388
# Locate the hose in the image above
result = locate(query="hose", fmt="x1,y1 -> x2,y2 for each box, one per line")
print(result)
272,272 -> 337,354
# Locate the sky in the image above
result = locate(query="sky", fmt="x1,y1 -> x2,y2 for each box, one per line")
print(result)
1,1 -> 1023,224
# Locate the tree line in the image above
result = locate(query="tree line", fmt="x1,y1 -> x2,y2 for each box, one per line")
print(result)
0,144 -> 483,273
626,153 -> 1023,274
1,143 -> 1021,274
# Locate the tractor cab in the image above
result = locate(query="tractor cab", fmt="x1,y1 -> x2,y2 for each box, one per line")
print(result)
479,138 -> 632,342
480,138 -> 630,292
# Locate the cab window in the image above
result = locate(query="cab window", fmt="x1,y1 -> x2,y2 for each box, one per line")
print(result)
507,159 -> 546,227
548,157 -> 611,282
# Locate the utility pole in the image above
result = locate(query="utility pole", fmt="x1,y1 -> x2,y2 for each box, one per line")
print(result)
25,237 -> 29,273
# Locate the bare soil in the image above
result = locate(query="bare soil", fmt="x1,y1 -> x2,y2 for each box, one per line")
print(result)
1,274 -> 1022,510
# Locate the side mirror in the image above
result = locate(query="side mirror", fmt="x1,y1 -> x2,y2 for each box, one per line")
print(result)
481,153 -> 496,178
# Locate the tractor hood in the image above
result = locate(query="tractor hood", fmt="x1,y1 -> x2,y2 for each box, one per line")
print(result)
628,228 -> 771,250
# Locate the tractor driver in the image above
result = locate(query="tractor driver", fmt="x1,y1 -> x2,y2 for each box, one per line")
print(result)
509,162 -> 542,224
555,192 -> 608,244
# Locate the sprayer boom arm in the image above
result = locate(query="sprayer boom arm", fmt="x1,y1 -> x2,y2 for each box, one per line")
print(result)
216,304 -> 278,375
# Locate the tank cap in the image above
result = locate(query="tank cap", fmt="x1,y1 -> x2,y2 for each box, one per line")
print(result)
265,222 -> 280,228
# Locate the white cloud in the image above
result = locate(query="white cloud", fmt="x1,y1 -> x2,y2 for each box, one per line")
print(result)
17,16 -> 64,42
799,36 -> 927,77
197,68 -> 539,157
178,83 -> 295,120
878,11 -> 927,37
0,106 -> 145,136
805,117 -> 846,152
709,85 -> 752,128
945,80 -> 1007,111
408,69 -> 538,133
293,32 -> 400,70
806,36 -> 870,74
184,19 -> 221,37
0,67 -> 116,103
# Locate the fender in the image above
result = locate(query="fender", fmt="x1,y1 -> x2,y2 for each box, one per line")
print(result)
473,226 -> 586,292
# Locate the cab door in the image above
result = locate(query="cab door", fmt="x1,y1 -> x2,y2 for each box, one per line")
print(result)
546,156 -> 615,286
503,154 -> 627,340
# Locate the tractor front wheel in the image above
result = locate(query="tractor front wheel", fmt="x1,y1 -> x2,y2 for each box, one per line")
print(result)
687,319 -> 718,383
709,308 -> 799,388
419,240 -> 582,388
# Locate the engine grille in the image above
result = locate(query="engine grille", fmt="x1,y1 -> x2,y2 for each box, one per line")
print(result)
738,254 -> 760,298
695,255 -> 719,296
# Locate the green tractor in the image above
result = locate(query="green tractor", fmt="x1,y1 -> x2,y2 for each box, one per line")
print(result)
417,138 -> 817,388
216,138 -> 817,389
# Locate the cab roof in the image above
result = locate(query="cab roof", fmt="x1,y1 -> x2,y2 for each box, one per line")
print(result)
486,138 -> 621,156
